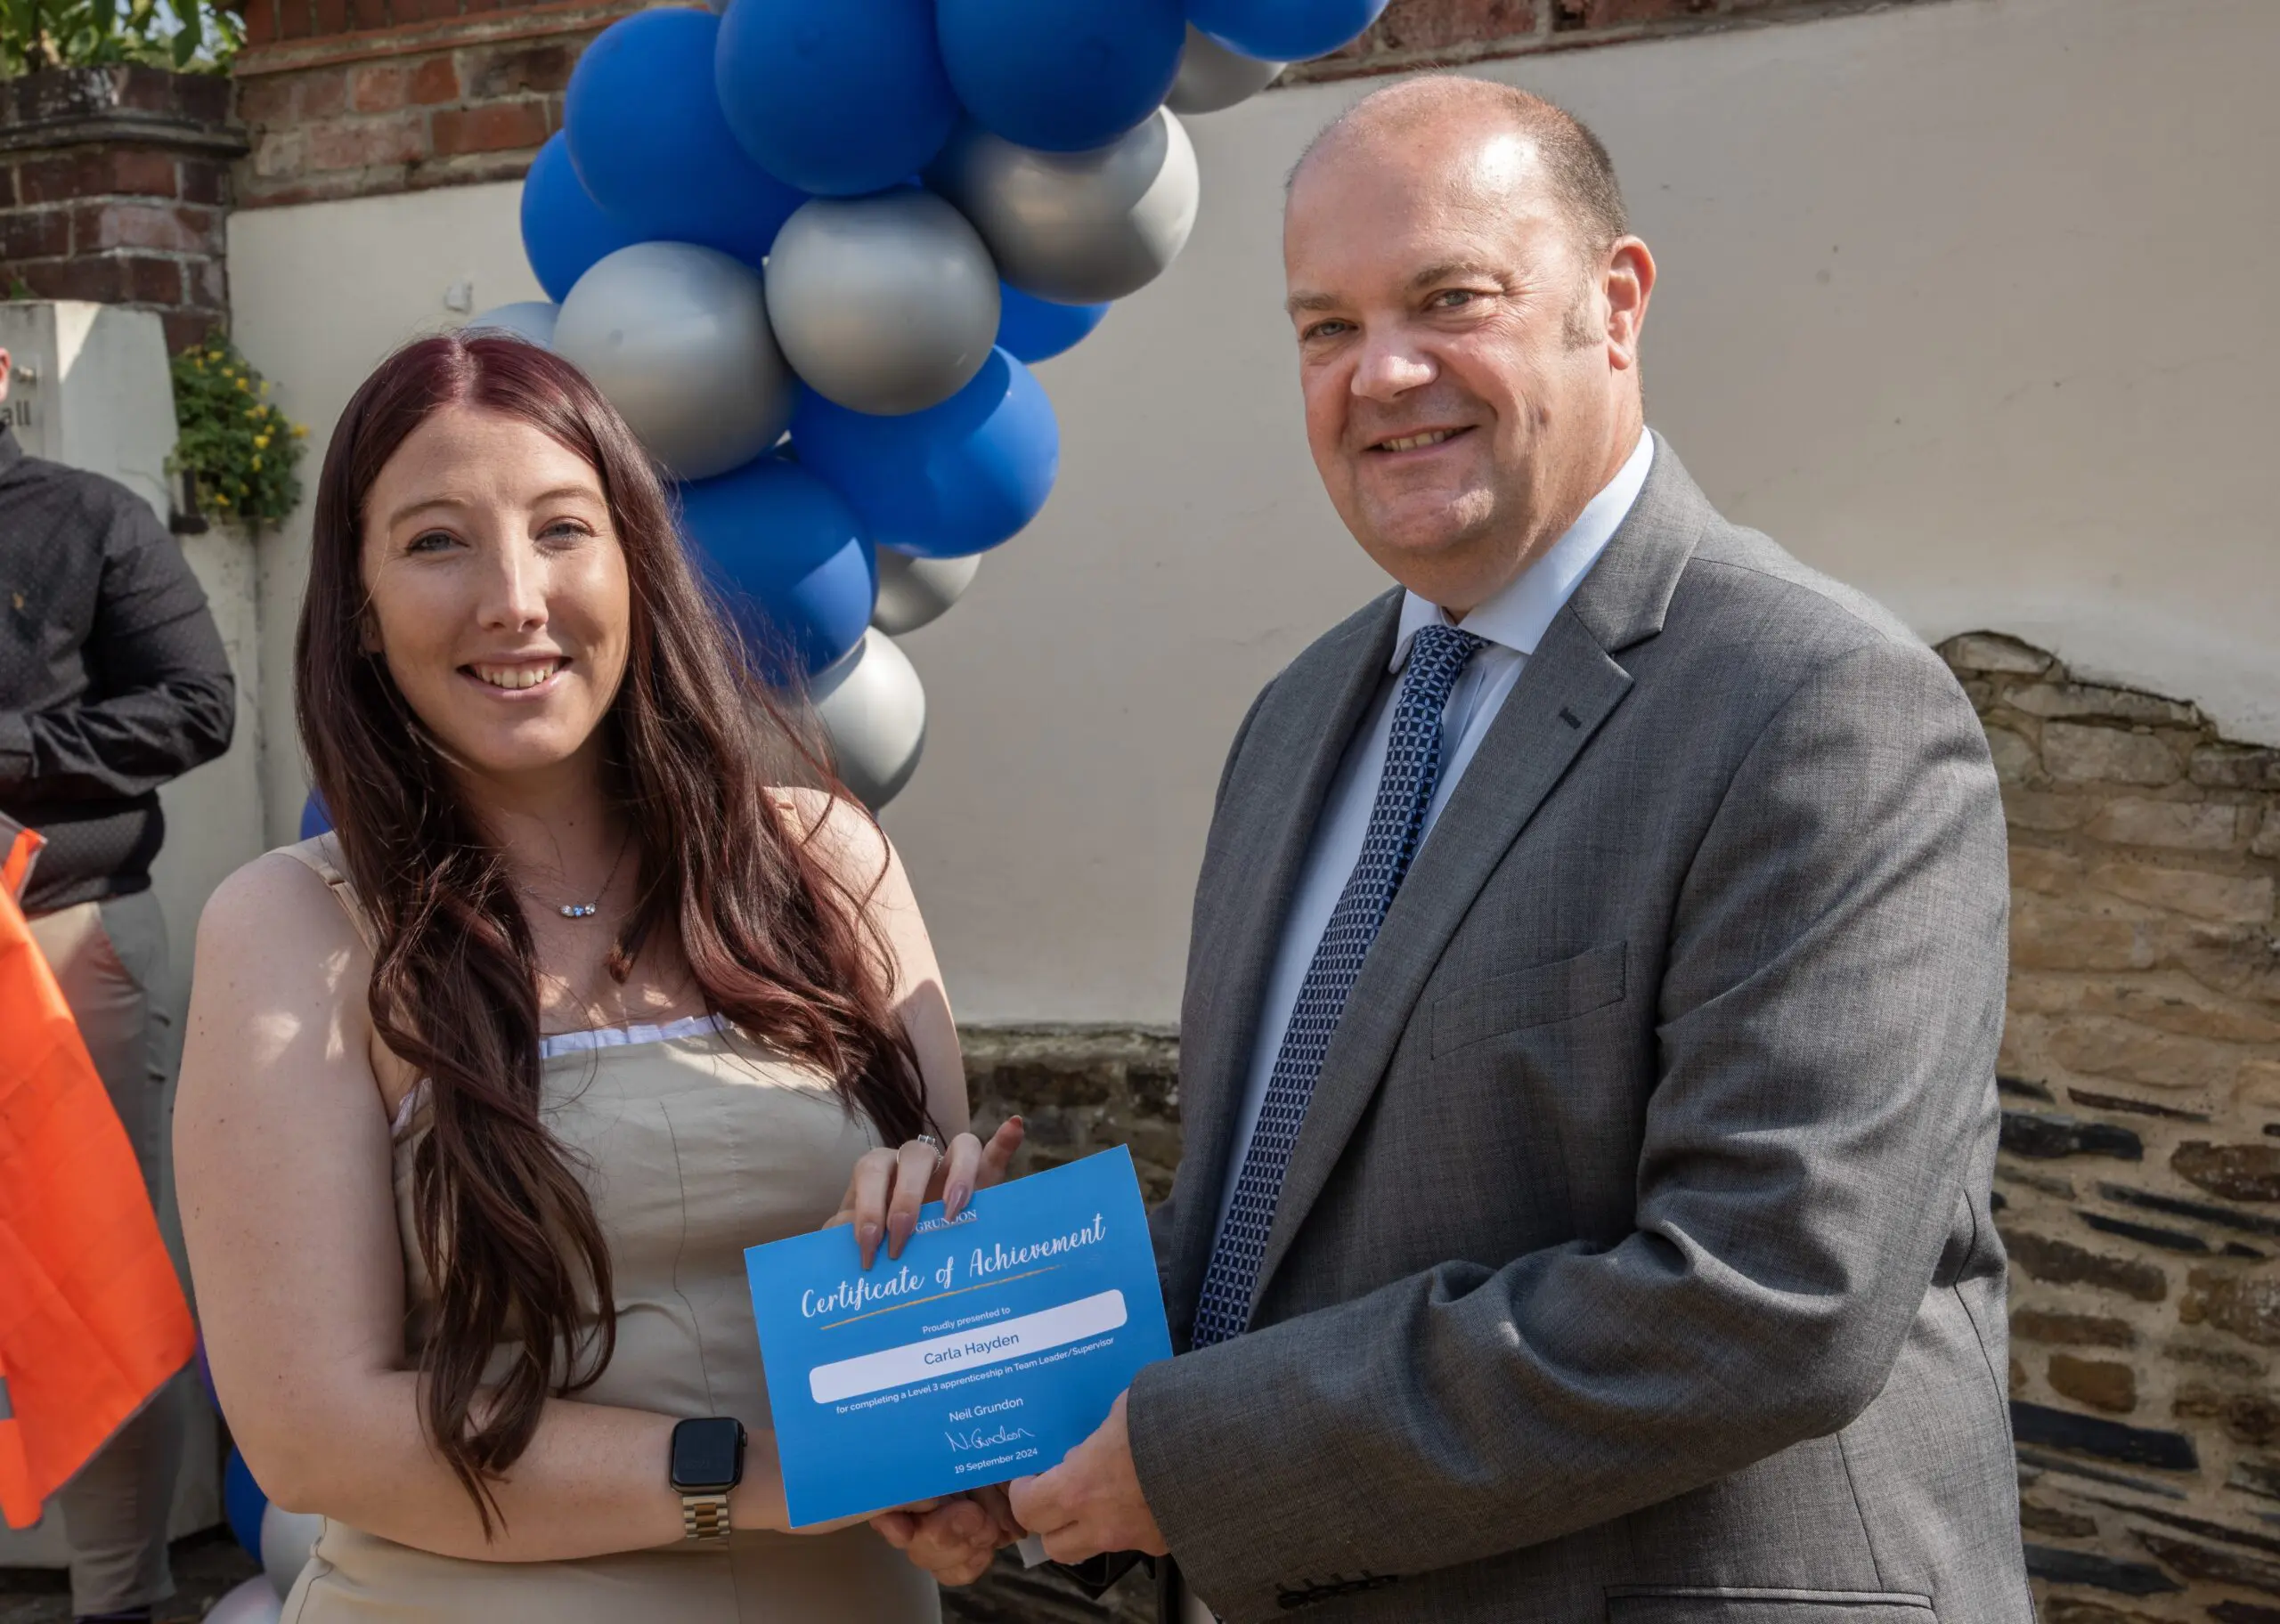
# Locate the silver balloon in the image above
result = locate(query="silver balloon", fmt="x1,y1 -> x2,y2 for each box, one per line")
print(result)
766,191 -> 1001,417
262,1503 -> 324,1599
554,242 -> 793,481
1166,26 -> 1283,114
464,300 -> 558,348
812,629 -> 926,809
206,1575 -> 284,1624
925,109 -> 1201,305
871,548 -> 979,636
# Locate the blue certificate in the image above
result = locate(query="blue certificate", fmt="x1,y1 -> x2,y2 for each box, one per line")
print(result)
745,1145 -> 1174,1527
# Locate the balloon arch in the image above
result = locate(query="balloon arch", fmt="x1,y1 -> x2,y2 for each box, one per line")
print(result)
314,1 -> 1388,834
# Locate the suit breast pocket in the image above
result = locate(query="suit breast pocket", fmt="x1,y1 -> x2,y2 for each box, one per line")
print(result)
1429,941 -> 1627,1057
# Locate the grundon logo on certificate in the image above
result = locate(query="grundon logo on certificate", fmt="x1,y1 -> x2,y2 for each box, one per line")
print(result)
745,1145 -> 1175,1527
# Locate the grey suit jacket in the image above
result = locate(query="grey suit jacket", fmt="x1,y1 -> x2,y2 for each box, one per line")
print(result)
1124,439 -> 2030,1624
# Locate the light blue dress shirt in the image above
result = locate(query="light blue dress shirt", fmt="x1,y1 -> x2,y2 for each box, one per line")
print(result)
1207,430 -> 1656,1243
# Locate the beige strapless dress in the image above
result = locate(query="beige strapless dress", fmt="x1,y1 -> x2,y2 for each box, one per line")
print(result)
275,838 -> 940,1623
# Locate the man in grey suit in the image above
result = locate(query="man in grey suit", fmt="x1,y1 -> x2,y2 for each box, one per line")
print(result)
889,75 -> 2031,1623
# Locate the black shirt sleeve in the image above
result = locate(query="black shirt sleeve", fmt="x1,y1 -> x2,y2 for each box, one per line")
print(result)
0,489 -> 236,802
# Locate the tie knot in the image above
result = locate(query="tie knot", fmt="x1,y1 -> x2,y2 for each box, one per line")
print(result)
1405,623 -> 1485,701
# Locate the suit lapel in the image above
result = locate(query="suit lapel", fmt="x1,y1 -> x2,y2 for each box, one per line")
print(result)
1167,592 -> 1403,1320
1243,435 -> 1712,1312
1242,615 -> 1632,1308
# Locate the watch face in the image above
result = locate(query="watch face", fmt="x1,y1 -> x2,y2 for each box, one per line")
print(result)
671,1417 -> 745,1494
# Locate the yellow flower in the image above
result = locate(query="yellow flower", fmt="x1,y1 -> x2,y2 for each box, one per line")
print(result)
261,381 -> 272,395
245,407 -> 258,418
250,455 -> 262,469
193,360 -> 205,371
213,491 -> 231,506
235,377 -> 248,391
254,434 -> 269,450
291,425 -> 308,439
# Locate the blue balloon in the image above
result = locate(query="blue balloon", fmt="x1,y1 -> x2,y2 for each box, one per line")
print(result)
936,0 -> 1185,153
680,452 -> 878,678
791,347 -> 1057,558
224,1447 -> 267,1559
994,285 -> 1108,363
1188,0 -> 1389,63
299,789 -> 332,841
716,0 -> 959,198
519,133 -> 641,304
565,9 -> 806,267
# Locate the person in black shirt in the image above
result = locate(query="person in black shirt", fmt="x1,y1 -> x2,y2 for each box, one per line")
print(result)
0,341 -> 233,1624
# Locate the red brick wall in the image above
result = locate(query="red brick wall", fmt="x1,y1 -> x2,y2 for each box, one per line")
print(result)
232,0 -> 635,207
0,67 -> 242,350
240,0 -> 591,49
228,0 -> 1946,207
1294,0 -> 1945,81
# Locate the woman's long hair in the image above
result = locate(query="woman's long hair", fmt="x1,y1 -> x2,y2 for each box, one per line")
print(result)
296,332 -> 928,1530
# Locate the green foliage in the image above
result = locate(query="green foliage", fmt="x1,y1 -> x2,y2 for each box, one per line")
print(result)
0,0 -> 242,75
169,337 -> 305,528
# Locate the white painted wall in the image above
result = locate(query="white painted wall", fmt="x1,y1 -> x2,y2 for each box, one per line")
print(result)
227,0 -> 2280,1027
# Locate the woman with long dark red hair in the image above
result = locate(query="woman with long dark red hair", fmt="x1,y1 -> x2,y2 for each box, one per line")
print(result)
175,332 -> 1013,1620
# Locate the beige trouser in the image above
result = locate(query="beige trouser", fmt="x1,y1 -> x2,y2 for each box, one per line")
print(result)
25,889 -> 183,1619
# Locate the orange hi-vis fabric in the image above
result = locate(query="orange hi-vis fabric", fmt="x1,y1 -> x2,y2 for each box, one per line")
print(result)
0,824 -> 39,900
0,867 -> 196,1530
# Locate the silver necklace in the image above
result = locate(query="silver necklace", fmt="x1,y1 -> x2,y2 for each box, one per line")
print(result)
550,830 -> 632,921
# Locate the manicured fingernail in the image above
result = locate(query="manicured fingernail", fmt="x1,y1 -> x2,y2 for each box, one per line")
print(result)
859,1221 -> 881,1267
945,1183 -> 972,1218
887,1214 -> 913,1258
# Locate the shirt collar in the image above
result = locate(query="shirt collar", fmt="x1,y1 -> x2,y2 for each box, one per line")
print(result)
1391,427 -> 1655,672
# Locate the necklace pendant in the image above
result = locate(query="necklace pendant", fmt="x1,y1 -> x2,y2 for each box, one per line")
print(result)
560,903 -> 596,919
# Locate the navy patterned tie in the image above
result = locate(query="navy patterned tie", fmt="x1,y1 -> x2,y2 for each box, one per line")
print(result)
1191,622 -> 1486,1349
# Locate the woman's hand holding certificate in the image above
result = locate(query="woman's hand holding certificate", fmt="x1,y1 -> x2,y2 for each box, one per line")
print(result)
830,1117 -> 1028,1269
753,1145 -> 1176,1530
820,1118 -> 1028,1572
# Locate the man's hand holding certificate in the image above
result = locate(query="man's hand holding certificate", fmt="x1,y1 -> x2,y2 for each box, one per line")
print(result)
747,1146 -> 1173,1528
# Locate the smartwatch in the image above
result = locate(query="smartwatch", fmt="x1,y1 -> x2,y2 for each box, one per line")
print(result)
668,1416 -> 746,1542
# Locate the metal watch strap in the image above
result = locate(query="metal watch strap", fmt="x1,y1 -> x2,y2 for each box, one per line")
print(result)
680,1491 -> 732,1541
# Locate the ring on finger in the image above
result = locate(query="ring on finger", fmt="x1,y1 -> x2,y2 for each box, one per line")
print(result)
914,1133 -> 944,1165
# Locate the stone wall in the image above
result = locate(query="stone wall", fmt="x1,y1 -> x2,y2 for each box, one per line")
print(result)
963,1027 -> 1183,1202
0,68 -> 243,350
1948,632 -> 2280,1624
951,633 -> 2280,1622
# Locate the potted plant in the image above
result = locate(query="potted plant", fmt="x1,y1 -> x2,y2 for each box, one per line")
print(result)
169,337 -> 306,532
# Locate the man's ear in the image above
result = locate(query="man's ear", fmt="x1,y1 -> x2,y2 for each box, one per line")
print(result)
0,347 -> 13,405
1603,239 -> 1656,372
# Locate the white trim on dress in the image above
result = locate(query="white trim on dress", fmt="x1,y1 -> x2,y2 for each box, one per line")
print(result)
387,1012 -> 732,1138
